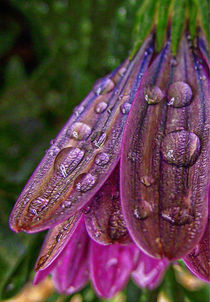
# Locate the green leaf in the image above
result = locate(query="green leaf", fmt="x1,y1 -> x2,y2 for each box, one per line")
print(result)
194,0 -> 209,40
156,0 -> 172,51
188,0 -> 197,40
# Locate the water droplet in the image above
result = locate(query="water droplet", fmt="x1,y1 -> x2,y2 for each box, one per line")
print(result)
67,122 -> 91,140
61,201 -> 72,209
75,173 -> 97,192
107,258 -> 118,267
170,58 -> 178,66
117,66 -> 127,77
50,139 -> 55,145
120,102 -> 131,114
54,147 -> 85,177
94,101 -> 108,113
95,152 -> 110,166
161,130 -> 200,166
82,205 -> 91,214
193,244 -> 200,256
133,201 -> 153,220
28,197 -> 49,215
140,175 -> 155,187
73,105 -> 85,117
167,81 -> 193,108
128,151 -> 137,162
91,131 -> 107,148
94,78 -> 115,95
161,207 -> 193,225
95,230 -> 101,238
200,75 -> 206,81
144,86 -> 164,104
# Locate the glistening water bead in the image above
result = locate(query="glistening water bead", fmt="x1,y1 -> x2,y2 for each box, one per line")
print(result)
144,86 -> 164,104
167,81 -> 193,107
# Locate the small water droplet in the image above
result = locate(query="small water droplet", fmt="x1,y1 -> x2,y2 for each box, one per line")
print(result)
50,139 -> 55,145
61,201 -> 72,209
161,130 -> 200,166
170,58 -> 178,66
91,131 -> 107,148
120,102 -> 131,114
75,173 -> 97,192
144,86 -> 164,104
200,75 -> 206,81
128,151 -> 137,162
193,244 -> 200,256
107,258 -> 118,267
133,201 -> 153,220
94,78 -> 115,95
161,207 -> 193,225
67,122 -> 91,140
82,205 -> 91,214
73,105 -> 85,117
140,175 -> 155,187
54,147 -> 85,177
167,81 -> 193,108
94,101 -> 108,113
95,152 -> 110,166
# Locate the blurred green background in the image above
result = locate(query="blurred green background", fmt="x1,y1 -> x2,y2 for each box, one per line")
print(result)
0,0 -> 209,301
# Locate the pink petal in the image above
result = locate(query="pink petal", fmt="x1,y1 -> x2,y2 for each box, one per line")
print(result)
90,240 -> 138,298
10,36 -> 154,233
132,251 -> 169,290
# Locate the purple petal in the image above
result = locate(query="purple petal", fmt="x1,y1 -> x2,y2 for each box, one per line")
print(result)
183,187 -> 210,283
35,212 -> 82,272
52,219 -> 89,294
132,251 -> 169,290
121,36 -> 210,259
10,36 -> 154,233
85,164 -> 131,245
90,240 -> 139,298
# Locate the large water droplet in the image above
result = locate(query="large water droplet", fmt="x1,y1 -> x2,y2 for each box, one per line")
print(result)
161,130 -> 200,166
161,207 -> 193,225
28,197 -> 49,215
91,131 -> 107,149
67,122 -> 91,140
94,78 -> 115,95
54,147 -> 85,177
95,152 -> 110,166
167,81 -> 192,107
94,101 -> 108,113
120,102 -> 131,114
75,173 -> 97,192
144,86 -> 164,104
133,200 -> 153,220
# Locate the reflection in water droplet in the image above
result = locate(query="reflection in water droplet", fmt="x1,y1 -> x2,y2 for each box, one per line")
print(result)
94,78 -> 115,95
167,81 -> 192,107
67,122 -> 91,140
75,173 -> 97,192
106,258 -> 118,268
144,86 -> 164,104
28,197 -> 49,215
120,102 -> 131,114
161,130 -> 200,166
95,152 -> 110,166
94,101 -> 108,113
54,147 -> 85,177
161,207 -> 193,225
91,132 -> 107,149
73,105 -> 85,117
133,200 -> 153,220
140,175 -> 155,187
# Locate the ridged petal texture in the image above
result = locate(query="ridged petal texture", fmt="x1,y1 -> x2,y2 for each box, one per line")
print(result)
121,35 -> 210,260
85,164 -> 131,244
183,187 -> 210,282
90,241 -> 139,298
132,251 -> 169,290
9,36 -> 154,233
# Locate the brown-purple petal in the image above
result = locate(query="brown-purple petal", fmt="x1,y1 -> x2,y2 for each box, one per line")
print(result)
10,35 -> 154,233
121,36 -> 210,260
85,164 -> 131,245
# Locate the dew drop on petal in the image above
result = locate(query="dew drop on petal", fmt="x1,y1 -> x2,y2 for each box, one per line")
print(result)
94,101 -> 108,113
140,175 -> 155,187
95,152 -> 110,166
73,105 -> 85,117
133,201 -> 153,220
161,207 -> 194,225
167,81 -> 192,107
94,78 -> 115,95
161,130 -> 200,166
120,102 -> 131,114
144,86 -> 164,104
106,258 -> 118,268
75,173 -> 97,192
67,122 -> 92,140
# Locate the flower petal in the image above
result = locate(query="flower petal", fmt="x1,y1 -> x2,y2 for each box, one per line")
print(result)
121,36 -> 210,259
10,36 -> 154,233
85,164 -> 131,244
90,240 -> 138,298
132,251 -> 169,290
35,212 -> 82,271
52,219 -> 89,294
